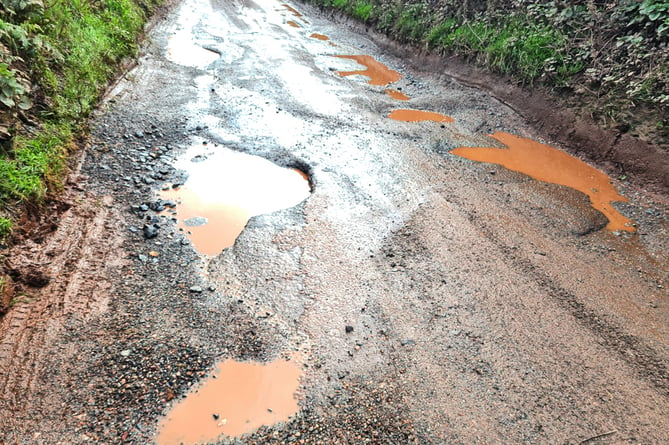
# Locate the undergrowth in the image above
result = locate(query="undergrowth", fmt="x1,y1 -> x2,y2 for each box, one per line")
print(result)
0,0 -> 161,239
311,0 -> 668,146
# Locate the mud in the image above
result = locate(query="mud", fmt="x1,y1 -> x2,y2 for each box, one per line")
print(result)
0,0 -> 668,444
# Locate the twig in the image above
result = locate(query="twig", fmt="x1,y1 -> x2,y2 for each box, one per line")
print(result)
578,430 -> 618,444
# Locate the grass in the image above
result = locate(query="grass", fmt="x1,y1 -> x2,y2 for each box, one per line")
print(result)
0,0 -> 160,239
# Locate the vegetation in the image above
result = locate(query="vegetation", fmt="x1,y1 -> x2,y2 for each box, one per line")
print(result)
309,0 -> 669,146
0,0 -> 161,241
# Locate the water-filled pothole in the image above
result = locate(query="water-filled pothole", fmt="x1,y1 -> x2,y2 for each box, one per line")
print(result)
161,142 -> 311,256
451,132 -> 635,232
282,3 -> 302,16
286,20 -> 301,28
310,33 -> 330,41
389,109 -> 454,123
334,55 -> 402,86
385,89 -> 410,101
156,357 -> 301,444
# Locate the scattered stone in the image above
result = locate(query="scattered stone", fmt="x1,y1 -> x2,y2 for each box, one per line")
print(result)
190,286 -> 203,293
400,339 -> 416,346
139,204 -> 149,212
135,131 -> 144,138
345,325 -> 354,334
143,224 -> 159,239
120,350 -> 131,357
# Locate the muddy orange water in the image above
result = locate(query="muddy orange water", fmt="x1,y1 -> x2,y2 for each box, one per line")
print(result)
156,358 -> 301,444
282,4 -> 302,16
334,55 -> 402,86
451,132 -> 635,232
310,33 -> 330,41
161,143 -> 311,256
286,20 -> 300,28
389,109 -> 454,123
385,89 -> 410,101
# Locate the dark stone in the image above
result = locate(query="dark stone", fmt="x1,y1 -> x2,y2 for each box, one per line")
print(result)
345,325 -> 354,334
143,224 -> 158,239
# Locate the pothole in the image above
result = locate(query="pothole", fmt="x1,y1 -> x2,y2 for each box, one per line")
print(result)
333,55 -> 402,86
385,89 -> 410,101
156,357 -> 301,444
388,109 -> 454,123
309,33 -> 330,41
161,141 -> 311,256
451,132 -> 635,232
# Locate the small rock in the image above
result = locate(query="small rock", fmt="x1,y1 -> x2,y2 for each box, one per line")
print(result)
135,131 -> 144,138
190,286 -> 203,293
184,216 -> 208,227
120,350 -> 131,357
143,224 -> 158,239
345,325 -> 354,334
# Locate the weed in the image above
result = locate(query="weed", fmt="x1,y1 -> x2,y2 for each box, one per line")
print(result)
0,217 -> 11,240
352,1 -> 373,22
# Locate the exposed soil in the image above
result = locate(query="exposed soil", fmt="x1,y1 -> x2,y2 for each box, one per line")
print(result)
1,0 -> 668,444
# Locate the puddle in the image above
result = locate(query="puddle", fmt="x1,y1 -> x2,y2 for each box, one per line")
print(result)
156,357 -> 301,444
388,109 -> 454,123
310,33 -> 330,41
334,55 -> 402,86
451,132 -> 635,232
286,20 -> 301,28
385,89 -> 410,101
161,143 -> 311,256
282,3 -> 302,16
165,0 -> 219,68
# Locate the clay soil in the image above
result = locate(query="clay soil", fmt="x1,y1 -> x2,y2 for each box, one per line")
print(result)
1,0 -> 668,443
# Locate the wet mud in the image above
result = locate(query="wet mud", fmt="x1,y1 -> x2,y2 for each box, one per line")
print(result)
334,54 -> 402,86
451,132 -> 635,232
286,20 -> 300,28
157,357 -> 301,444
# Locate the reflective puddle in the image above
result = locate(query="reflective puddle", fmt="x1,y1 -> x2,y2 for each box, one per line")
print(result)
389,109 -> 454,123
282,3 -> 302,17
385,89 -> 410,101
310,33 -> 330,41
334,55 -> 402,86
286,20 -> 301,28
161,143 -> 311,256
165,0 -> 219,68
156,357 -> 301,444
451,132 -> 635,232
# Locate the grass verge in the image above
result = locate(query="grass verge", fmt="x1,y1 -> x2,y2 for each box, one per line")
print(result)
0,0 -> 161,242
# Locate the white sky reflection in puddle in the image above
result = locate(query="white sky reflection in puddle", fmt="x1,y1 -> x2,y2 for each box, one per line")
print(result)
162,142 -> 310,256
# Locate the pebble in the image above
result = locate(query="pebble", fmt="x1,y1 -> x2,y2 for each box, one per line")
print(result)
190,286 -> 203,293
143,224 -> 159,239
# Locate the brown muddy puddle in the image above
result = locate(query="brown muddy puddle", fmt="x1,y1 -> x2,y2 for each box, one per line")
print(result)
451,132 -> 635,232
310,33 -> 330,41
386,89 -> 410,101
156,357 -> 301,444
389,109 -> 454,123
282,3 -> 302,17
286,20 -> 301,28
161,143 -> 311,256
334,55 -> 402,86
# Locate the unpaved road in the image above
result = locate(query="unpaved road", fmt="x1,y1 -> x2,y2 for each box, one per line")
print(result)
1,0 -> 669,443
